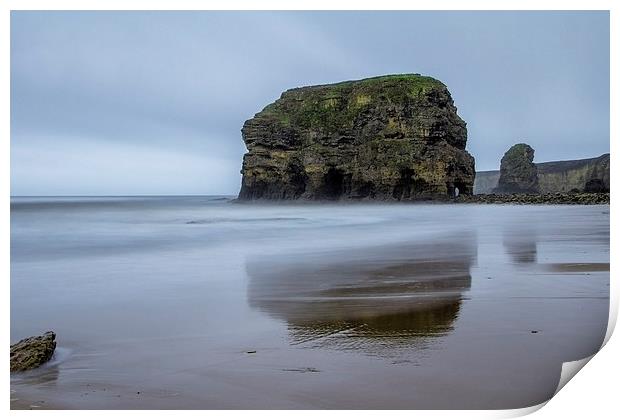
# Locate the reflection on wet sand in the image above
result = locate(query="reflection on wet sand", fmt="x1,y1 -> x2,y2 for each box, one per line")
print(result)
503,225 -> 610,273
247,233 -> 476,357
503,226 -> 538,264
541,262 -> 610,273
11,365 -> 59,386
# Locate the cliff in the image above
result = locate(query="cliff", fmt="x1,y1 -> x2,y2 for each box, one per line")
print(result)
473,171 -> 500,195
474,154 -> 610,194
238,74 -> 475,201
537,154 -> 609,193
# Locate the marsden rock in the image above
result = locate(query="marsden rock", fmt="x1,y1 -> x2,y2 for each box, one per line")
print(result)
494,143 -> 540,194
238,74 -> 475,201
10,331 -> 56,372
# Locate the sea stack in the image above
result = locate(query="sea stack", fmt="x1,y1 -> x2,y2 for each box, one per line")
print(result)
238,74 -> 475,201
494,143 -> 540,194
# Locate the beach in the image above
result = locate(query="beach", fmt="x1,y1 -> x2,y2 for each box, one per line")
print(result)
10,197 -> 609,409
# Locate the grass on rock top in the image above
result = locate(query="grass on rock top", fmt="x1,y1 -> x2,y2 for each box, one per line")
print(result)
258,74 -> 446,131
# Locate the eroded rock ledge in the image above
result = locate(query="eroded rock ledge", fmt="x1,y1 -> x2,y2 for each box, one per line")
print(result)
238,74 -> 475,201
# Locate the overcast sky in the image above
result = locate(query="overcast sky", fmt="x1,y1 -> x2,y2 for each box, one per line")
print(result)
11,11 -> 609,196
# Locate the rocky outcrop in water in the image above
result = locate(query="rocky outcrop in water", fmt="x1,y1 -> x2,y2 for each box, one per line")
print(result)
494,144 -> 539,194
10,331 -> 56,372
475,153 -> 610,194
238,74 -> 475,201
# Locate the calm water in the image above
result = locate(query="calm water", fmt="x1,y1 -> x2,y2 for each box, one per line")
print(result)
10,196 -> 609,409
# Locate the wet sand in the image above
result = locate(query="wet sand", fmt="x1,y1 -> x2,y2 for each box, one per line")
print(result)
10,199 -> 609,409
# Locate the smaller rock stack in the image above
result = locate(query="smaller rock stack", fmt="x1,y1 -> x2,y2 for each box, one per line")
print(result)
494,143 -> 540,194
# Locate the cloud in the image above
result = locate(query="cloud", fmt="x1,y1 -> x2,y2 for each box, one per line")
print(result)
11,11 -> 609,193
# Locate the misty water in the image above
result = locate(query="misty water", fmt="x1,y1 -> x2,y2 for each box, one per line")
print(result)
10,197 -> 609,409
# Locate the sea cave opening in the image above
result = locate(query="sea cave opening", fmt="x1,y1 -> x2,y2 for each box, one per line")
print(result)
320,168 -> 346,200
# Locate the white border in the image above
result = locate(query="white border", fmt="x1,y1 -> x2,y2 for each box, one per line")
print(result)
2,1 -> 616,419
0,0 -> 616,11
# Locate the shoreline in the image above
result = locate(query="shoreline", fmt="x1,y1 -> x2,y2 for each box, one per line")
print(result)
232,192 -> 610,205
454,193 -> 610,205
455,192 -> 609,205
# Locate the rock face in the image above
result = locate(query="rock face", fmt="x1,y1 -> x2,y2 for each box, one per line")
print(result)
238,74 -> 475,201
10,331 -> 56,372
474,153 -> 610,194
494,143 -> 540,194
584,178 -> 608,193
